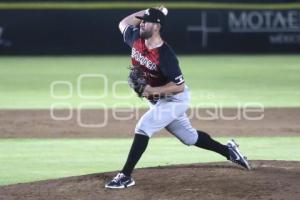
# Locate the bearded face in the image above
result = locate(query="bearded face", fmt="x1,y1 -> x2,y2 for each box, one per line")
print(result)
140,29 -> 153,39
139,21 -> 156,39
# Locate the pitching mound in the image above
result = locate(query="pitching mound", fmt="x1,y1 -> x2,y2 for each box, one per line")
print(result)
0,161 -> 299,200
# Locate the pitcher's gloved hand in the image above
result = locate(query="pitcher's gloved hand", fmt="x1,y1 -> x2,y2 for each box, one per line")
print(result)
128,66 -> 148,97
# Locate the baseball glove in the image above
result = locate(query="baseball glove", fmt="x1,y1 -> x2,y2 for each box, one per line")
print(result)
128,66 -> 147,97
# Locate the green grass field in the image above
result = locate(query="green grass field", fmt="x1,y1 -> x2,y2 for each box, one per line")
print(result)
0,55 -> 299,108
1,137 -> 299,185
0,55 -> 299,186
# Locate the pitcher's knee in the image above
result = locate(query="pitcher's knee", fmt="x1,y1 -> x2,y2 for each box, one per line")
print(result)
135,127 -> 152,137
180,135 -> 198,146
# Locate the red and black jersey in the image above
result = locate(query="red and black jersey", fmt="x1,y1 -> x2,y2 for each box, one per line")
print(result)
123,26 -> 185,87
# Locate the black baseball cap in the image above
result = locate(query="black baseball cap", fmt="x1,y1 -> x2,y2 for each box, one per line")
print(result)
136,8 -> 166,26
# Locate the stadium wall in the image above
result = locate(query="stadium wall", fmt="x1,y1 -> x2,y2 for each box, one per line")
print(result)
0,2 -> 300,54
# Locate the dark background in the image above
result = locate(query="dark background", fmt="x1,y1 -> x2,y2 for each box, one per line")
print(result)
0,0 -> 299,2
0,1 -> 300,54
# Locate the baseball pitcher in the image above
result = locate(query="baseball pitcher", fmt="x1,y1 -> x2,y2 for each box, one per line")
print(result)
105,6 -> 251,189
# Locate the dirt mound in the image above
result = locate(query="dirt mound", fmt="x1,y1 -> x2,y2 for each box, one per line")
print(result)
0,161 -> 299,200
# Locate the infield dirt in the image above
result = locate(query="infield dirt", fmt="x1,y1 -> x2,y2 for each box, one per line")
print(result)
0,108 -> 299,138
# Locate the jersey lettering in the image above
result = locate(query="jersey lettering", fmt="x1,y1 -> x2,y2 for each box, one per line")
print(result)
131,48 -> 157,71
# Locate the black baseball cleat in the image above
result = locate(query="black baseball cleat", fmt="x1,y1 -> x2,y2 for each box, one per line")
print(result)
105,173 -> 135,189
227,139 -> 251,170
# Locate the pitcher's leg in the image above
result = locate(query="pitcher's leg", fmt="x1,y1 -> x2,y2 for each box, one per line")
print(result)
165,113 -> 198,146
135,100 -> 189,137
194,130 -> 229,159
121,134 -> 149,176
122,100 -> 189,177
166,114 -> 229,159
